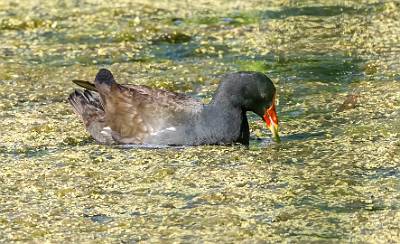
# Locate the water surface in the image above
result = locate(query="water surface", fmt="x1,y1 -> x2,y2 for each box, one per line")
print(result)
0,0 -> 399,242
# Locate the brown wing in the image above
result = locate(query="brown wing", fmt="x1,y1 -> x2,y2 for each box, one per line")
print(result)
98,82 -> 202,144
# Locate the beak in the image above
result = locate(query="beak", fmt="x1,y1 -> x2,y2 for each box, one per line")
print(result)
263,97 -> 281,143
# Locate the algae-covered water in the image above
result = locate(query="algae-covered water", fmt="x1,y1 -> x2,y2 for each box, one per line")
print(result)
1,0 -> 400,242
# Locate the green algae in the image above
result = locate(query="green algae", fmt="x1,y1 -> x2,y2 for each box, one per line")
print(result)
1,0 -> 400,243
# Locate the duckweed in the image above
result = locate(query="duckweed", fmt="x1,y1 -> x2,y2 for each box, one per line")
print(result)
0,0 -> 399,242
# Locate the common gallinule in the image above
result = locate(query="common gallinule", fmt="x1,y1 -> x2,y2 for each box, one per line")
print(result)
68,69 -> 280,146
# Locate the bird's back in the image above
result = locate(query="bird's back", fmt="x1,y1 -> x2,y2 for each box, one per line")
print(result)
69,70 -> 203,145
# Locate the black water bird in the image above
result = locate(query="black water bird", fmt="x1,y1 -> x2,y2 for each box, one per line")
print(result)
68,69 -> 280,146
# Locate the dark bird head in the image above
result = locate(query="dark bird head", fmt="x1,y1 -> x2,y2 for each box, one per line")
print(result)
213,71 -> 280,142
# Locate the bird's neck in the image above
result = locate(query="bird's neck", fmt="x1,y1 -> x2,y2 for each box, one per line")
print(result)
210,85 -> 243,110
186,102 -> 242,145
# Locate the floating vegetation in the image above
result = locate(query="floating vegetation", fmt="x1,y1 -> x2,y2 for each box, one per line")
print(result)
0,0 -> 399,243
152,32 -> 192,44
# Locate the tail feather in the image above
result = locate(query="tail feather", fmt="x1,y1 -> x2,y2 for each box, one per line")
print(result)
94,68 -> 118,95
72,79 -> 97,91
68,90 -> 114,144
95,68 -> 115,85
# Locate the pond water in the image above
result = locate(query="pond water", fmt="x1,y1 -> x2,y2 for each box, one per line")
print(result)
0,0 -> 399,242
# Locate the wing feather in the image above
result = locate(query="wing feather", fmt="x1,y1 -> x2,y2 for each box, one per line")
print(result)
71,76 -> 202,144
99,83 -> 202,144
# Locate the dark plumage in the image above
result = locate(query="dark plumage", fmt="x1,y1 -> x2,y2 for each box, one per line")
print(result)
68,69 -> 280,146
